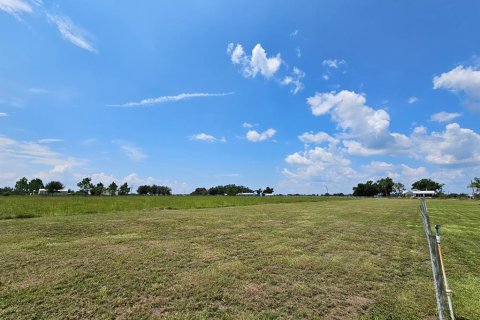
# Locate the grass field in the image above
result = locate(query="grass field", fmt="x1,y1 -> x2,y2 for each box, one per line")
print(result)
0,195 -> 333,220
0,197 -> 478,319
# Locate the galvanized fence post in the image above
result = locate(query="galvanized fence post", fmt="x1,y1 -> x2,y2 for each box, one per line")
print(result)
418,198 -> 454,320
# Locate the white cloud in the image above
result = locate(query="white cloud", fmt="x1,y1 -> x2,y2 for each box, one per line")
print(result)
411,123 -> 480,165
429,111 -> 461,123
0,0 -> 33,20
290,29 -> 299,37
433,65 -> 480,110
283,143 -> 356,187
0,133 -> 85,186
0,112 -> 8,117
47,13 -> 97,53
307,90 -> 390,137
227,43 -> 282,78
109,92 -> 234,108
298,131 -> 337,145
322,59 -> 346,69
189,133 -> 226,143
38,138 -> 63,144
408,96 -> 419,104
296,47 -> 301,58
246,128 -> 276,142
242,122 -> 255,128
281,67 -> 305,94
401,164 -> 427,178
113,141 -> 147,162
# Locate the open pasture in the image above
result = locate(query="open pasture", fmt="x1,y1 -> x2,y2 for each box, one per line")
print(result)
0,198 -> 478,319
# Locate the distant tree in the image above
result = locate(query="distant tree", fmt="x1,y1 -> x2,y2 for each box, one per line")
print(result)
353,181 -> 379,197
28,178 -> 44,194
263,187 -> 274,195
77,177 -> 93,195
157,186 -> 172,196
45,181 -> 64,194
91,182 -> 105,196
392,182 -> 405,196
0,187 -> 14,196
191,187 -> 208,196
467,177 -> 480,195
137,185 -> 151,195
412,178 -> 443,192
376,177 -> 394,196
118,182 -> 130,195
256,188 -> 263,196
208,184 -> 253,196
15,177 -> 29,194
107,182 -> 118,196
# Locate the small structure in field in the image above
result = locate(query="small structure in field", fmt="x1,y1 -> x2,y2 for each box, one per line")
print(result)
237,192 -> 257,196
411,189 -> 436,198
38,189 -> 69,195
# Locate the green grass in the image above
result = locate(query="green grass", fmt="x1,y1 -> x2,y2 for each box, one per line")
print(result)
0,195 -> 338,220
0,198 -> 478,319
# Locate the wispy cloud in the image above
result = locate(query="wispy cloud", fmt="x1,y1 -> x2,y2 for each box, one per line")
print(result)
189,133 -> 226,143
38,138 -> 63,144
109,92 -> 234,107
113,140 -> 147,162
322,59 -> 346,69
0,0 -> 34,20
429,111 -> 462,123
0,112 -> 8,117
47,13 -> 97,53
408,96 -> 419,104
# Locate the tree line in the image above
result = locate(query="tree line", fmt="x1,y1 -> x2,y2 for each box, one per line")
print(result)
190,184 -> 274,196
352,177 -> 448,197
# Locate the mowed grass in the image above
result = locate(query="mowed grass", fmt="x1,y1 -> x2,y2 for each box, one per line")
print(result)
0,195 -> 333,220
0,198 -> 478,319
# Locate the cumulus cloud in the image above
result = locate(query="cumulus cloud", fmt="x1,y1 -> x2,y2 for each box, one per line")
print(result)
189,133 -> 226,143
307,91 -> 390,135
429,111 -> 461,123
227,43 -> 282,78
433,65 -> 480,110
411,123 -> 480,165
109,92 -> 234,108
47,14 -> 97,53
246,128 -> 276,142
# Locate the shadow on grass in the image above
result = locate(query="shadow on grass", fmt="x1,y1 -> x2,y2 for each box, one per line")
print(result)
1,213 -> 37,220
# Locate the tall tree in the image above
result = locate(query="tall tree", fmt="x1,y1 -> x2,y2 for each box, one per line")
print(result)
353,181 -> 379,197
263,187 -> 274,195
118,182 -> 130,195
45,181 -> 64,194
376,177 -> 394,196
467,177 -> 480,195
28,178 -> 44,194
91,182 -> 105,196
107,182 -> 118,196
15,177 -> 29,194
77,177 -> 93,195
411,178 -> 443,192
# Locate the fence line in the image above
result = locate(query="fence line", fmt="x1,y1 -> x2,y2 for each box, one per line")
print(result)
418,198 -> 454,320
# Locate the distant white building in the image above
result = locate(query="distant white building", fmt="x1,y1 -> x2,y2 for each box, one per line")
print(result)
38,189 -> 69,195
237,192 -> 257,196
410,189 -> 436,198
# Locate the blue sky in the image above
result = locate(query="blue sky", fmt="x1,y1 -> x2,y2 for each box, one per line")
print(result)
1,0 -> 479,194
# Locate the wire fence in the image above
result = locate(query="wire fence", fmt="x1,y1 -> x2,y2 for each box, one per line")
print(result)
419,198 -> 455,320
